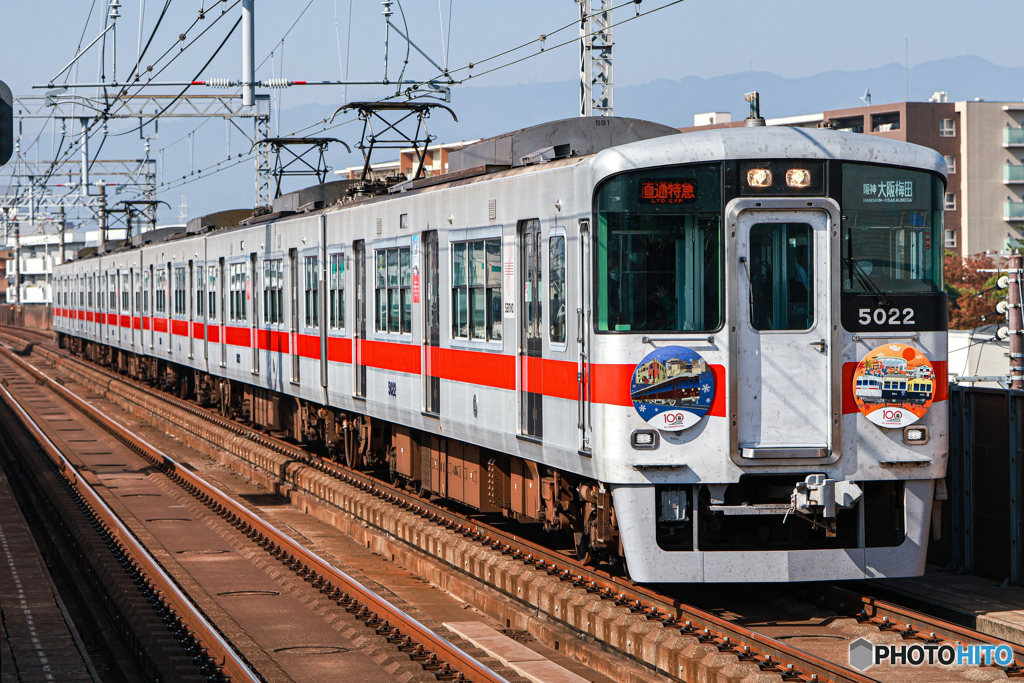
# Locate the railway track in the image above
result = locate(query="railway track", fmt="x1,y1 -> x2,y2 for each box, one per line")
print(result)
0,332 -> 513,683
3,326 -> 1019,683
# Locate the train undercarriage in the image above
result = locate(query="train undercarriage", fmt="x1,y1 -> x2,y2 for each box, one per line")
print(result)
58,333 -> 621,566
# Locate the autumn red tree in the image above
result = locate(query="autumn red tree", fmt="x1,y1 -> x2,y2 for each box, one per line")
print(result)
944,251 -> 1003,330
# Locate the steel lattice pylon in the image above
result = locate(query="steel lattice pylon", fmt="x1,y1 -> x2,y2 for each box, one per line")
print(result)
578,0 -> 613,118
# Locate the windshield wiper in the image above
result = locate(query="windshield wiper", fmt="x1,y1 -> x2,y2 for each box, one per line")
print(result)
844,257 -> 890,308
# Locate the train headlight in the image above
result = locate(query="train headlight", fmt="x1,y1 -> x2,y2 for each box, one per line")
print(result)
903,426 -> 929,445
746,168 -> 772,188
631,429 -> 659,450
786,168 -> 812,188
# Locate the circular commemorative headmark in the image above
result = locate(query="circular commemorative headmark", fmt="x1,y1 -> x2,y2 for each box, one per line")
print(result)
630,345 -> 715,431
852,343 -> 935,428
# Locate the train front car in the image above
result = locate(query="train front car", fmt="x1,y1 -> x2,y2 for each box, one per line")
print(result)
586,126 -> 947,582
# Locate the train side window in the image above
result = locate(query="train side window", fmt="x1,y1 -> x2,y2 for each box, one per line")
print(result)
329,251 -> 345,330
134,272 -> 141,313
374,247 -> 411,334
264,259 -> 283,324
143,270 -> 150,314
87,276 -> 93,309
121,273 -> 130,311
208,267 -> 217,319
109,275 -> 116,311
748,223 -> 813,331
173,267 -> 186,315
196,266 -> 205,318
450,238 -> 501,342
303,256 -> 319,328
155,269 -> 167,313
229,262 -> 247,322
549,235 -> 566,343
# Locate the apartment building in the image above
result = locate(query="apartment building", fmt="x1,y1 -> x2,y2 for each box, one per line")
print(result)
681,98 -> 1024,256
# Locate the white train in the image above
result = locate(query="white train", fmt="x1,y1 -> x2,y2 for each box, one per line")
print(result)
52,117 -> 949,582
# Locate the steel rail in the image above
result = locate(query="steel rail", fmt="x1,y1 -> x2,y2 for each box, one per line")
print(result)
3,330 -> 878,682
0,362 -> 262,683
0,342 -> 509,683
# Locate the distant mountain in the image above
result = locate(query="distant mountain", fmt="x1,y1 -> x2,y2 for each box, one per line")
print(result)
172,56 -> 1024,220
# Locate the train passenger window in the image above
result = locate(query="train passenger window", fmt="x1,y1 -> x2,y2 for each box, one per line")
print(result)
207,268 -> 217,319
155,269 -> 167,314
450,239 -> 501,342
87,277 -> 93,308
329,252 -> 345,329
303,256 -> 319,328
196,266 -> 205,318
595,163 -> 722,333
229,263 -> 247,321
121,273 -> 130,311
173,267 -> 186,315
841,164 -> 943,293
134,272 -> 141,313
108,275 -> 116,311
748,223 -> 813,331
263,259 -> 283,324
374,247 -> 411,334
549,236 -> 566,343
142,270 -> 150,314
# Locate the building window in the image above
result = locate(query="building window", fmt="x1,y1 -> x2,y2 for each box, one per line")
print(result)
208,268 -> 217,319
944,229 -> 957,248
121,273 -> 130,311
944,192 -> 956,211
196,266 -> 205,318
944,155 -> 956,174
375,247 -> 411,334
939,119 -> 956,137
229,263 -> 247,322
329,252 -> 345,329
173,267 -> 186,315
304,256 -> 319,328
263,259 -> 283,324
451,239 -> 501,341
155,269 -> 167,314
549,236 -> 566,343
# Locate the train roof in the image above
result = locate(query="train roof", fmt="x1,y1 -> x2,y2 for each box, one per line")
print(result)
591,125 -> 948,183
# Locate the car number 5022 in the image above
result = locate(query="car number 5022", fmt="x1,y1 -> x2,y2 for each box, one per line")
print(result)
858,307 -> 915,326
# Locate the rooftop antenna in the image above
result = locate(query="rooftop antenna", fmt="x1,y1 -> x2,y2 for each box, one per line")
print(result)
860,88 -> 871,105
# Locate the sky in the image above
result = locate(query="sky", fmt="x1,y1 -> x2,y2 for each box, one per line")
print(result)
0,0 -> 1021,226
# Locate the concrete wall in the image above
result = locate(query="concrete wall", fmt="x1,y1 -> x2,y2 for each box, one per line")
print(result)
0,304 -> 53,331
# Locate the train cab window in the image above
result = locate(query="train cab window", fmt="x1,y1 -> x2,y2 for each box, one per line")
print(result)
173,267 -> 186,315
842,164 -> 943,294
595,163 -> 722,333
329,252 -> 345,330
451,239 -> 501,341
229,263 -> 247,321
748,223 -> 813,331
375,247 -> 411,334
155,269 -> 167,314
549,236 -> 566,343
207,268 -> 217,319
263,259 -> 283,324
303,256 -> 319,328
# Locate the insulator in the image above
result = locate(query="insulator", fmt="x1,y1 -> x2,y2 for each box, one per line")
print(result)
264,78 -> 291,88
205,78 -> 233,88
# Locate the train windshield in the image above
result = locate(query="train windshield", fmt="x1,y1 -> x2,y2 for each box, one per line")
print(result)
594,163 -> 722,333
842,163 -> 944,293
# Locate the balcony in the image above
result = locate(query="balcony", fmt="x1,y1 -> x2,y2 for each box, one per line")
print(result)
1005,128 -> 1024,146
1006,202 -> 1024,221
1006,166 -> 1024,184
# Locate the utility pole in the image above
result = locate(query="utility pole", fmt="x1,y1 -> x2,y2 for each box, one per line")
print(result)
1010,251 -> 1023,390
242,0 -> 256,107
56,204 -> 65,266
96,181 -> 107,251
578,0 -> 614,117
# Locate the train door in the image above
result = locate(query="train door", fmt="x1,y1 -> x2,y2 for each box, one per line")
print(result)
518,218 -> 543,440
219,257 -> 227,367
353,239 -> 367,398
187,260 -> 195,359
577,219 -> 592,453
147,265 -> 154,349
289,248 -> 299,383
736,208 -> 835,457
422,230 -> 440,415
250,253 -> 259,375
